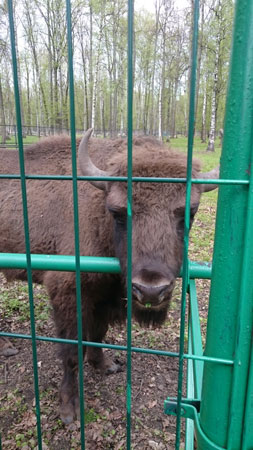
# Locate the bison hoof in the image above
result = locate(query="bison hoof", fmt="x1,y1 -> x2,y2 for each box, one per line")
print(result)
60,396 -> 80,425
105,358 -> 124,375
61,409 -> 74,425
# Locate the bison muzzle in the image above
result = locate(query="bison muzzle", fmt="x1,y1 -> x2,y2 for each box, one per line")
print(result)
0,129 -> 218,423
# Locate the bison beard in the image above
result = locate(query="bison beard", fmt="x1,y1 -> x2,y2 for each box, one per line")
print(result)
0,129 -> 218,424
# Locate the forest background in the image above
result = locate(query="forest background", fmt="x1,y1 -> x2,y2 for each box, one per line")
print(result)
0,0 -> 234,151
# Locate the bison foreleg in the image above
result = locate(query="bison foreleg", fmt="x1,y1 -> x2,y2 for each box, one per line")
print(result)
87,345 -> 123,374
59,347 -> 81,424
87,311 -> 123,374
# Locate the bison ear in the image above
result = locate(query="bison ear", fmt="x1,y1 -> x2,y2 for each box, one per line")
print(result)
78,128 -> 109,190
199,166 -> 220,192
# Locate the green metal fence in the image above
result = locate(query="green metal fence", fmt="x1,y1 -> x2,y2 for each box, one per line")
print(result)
1,0 -> 253,449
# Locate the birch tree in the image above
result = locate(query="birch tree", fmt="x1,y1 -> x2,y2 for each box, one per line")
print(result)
206,0 -> 233,151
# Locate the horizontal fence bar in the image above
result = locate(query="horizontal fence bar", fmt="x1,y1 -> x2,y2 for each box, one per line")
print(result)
0,173 -> 249,185
0,253 -> 211,278
0,253 -> 121,273
0,331 -> 233,365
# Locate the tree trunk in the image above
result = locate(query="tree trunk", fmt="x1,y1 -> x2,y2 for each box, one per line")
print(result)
91,13 -> 104,131
201,78 -> 207,142
195,0 -> 204,118
25,60 -> 32,135
13,6 -> 26,137
80,38 -> 89,130
24,2 -> 49,126
0,75 -> 7,144
206,90 -> 216,151
149,0 -> 160,135
102,99 -> 106,137
53,64 -> 60,131
171,80 -> 179,138
206,48 -> 219,151
158,87 -> 162,140
89,3 -> 93,129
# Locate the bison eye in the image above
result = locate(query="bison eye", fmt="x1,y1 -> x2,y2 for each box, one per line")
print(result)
114,214 -> 126,227
108,207 -> 127,227
175,204 -> 199,234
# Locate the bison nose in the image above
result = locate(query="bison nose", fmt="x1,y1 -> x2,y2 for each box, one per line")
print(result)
132,282 -> 173,305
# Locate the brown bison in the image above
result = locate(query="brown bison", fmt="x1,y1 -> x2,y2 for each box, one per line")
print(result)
0,129 -> 218,423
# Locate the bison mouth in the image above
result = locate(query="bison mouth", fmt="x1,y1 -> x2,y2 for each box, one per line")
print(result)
133,297 -> 170,311
121,265 -> 176,326
132,300 -> 170,327
124,283 -> 173,327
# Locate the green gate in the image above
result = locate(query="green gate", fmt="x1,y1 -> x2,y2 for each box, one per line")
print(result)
1,0 -> 253,449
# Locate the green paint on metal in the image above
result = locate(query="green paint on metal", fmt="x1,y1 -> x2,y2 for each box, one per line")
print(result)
0,173 -> 249,186
66,0 -> 86,447
0,253 -> 121,272
0,253 -> 212,279
227,118 -> 253,448
7,1 -> 42,449
175,0 -> 199,448
0,330 -> 234,365
189,280 -> 203,399
185,335 -> 195,450
166,400 -> 225,450
126,1 -> 134,448
241,338 -> 253,449
199,0 -> 253,448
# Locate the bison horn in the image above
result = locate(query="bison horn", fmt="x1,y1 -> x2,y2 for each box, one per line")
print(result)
200,165 -> 220,192
78,128 -> 109,190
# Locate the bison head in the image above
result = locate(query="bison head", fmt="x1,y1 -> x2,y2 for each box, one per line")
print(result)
79,129 -> 219,326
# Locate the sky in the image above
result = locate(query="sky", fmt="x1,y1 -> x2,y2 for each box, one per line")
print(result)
135,0 -> 190,13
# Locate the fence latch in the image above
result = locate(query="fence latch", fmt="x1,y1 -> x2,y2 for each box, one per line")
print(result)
164,397 -> 200,420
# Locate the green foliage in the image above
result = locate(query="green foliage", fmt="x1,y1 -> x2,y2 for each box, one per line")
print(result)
0,0 -> 235,139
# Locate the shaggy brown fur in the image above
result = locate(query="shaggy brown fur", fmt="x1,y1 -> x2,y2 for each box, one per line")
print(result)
0,134 -> 208,423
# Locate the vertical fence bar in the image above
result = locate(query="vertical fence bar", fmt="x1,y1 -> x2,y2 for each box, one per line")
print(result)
241,336 -> 253,450
175,1 -> 199,448
199,0 -> 253,448
7,1 -> 42,449
126,1 -> 134,448
226,130 -> 253,448
66,1 -> 86,448
189,279 -> 203,399
185,331 -> 195,450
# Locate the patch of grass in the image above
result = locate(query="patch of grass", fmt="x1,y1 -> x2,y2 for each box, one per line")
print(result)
0,389 -> 28,416
115,385 -> 125,395
170,136 -> 221,170
168,136 -> 219,263
85,407 -> 100,424
5,135 -> 40,148
0,282 -> 51,326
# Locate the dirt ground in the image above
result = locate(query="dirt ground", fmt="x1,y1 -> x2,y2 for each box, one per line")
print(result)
0,272 -> 210,450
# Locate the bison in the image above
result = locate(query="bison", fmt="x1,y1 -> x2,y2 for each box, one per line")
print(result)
0,129 -> 218,423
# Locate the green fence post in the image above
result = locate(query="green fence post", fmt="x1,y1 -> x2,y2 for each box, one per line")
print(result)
126,1 -> 133,448
175,0 -> 199,447
199,1 -> 253,449
7,1 -> 43,448
66,0 -> 86,447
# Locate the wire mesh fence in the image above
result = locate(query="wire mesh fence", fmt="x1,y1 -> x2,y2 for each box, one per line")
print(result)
1,0 -> 253,449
